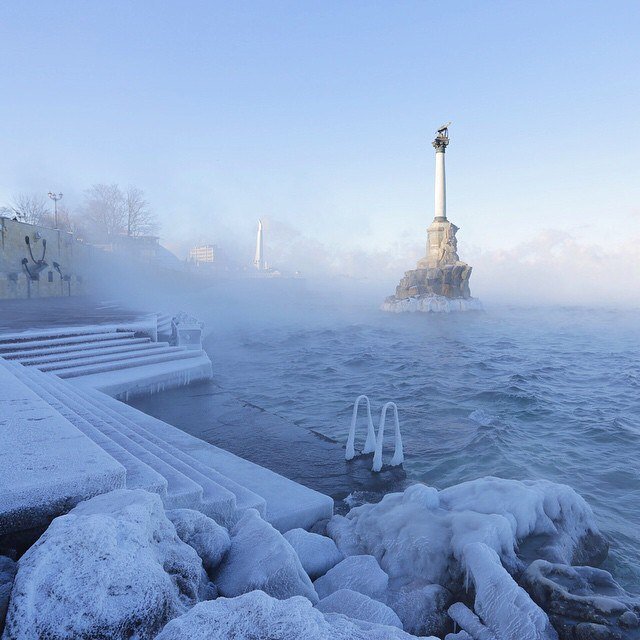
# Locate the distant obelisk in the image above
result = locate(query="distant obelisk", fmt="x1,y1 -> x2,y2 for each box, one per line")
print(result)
433,121 -> 450,222
254,219 -> 265,270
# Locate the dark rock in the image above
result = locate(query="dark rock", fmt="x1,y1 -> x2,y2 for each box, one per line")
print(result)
521,560 -> 640,640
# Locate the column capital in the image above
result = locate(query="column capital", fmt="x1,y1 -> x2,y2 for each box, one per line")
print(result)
432,135 -> 449,152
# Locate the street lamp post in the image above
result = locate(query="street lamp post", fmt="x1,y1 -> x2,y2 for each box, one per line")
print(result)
47,192 -> 63,229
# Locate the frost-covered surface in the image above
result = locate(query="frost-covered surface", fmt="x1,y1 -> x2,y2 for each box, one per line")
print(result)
521,559 -> 640,640
155,590 -> 429,639
214,509 -> 318,603
387,583 -> 453,637
381,295 -> 483,313
451,542 -> 558,640
283,528 -> 344,579
313,554 -> 389,600
315,589 -> 403,628
3,490 -> 208,640
0,556 -> 16,634
0,362 -> 125,536
167,509 -> 231,575
327,480 -> 605,592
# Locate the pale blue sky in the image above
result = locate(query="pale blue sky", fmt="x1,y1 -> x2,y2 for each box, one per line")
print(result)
1,1 -> 639,266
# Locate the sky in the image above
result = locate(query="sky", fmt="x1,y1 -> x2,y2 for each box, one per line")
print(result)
1,1 -> 639,301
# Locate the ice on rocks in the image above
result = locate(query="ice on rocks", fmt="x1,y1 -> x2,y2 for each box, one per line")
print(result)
453,542 -> 558,640
387,583 -> 453,637
3,489 -> 208,640
214,509 -> 318,603
326,478 -> 606,592
0,556 -> 16,634
316,588 -> 403,628
156,590 -> 428,640
313,554 -> 389,600
283,528 -> 344,579
166,509 -> 231,574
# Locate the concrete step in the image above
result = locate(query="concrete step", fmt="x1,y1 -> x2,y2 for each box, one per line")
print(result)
0,331 -> 136,353
14,362 -> 237,523
2,360 -> 168,498
7,338 -> 153,362
70,383 -> 267,518
0,362 -> 126,537
0,325 -> 125,344
79,385 -> 334,532
50,349 -> 203,379
37,344 -> 178,372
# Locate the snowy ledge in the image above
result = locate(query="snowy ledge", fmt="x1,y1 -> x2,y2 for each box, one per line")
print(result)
381,295 -> 484,313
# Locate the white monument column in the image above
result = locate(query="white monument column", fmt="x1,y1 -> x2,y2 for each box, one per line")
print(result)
254,219 -> 264,270
432,123 -> 450,222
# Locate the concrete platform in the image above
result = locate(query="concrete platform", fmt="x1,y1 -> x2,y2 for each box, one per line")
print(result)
0,364 -> 125,537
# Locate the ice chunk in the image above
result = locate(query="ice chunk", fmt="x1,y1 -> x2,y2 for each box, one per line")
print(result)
283,528 -> 344,579
316,588 -> 403,628
156,590 -> 428,639
313,555 -> 388,600
166,509 -> 231,574
387,583 -> 453,637
214,509 -> 318,603
457,542 -> 558,640
3,489 -> 208,640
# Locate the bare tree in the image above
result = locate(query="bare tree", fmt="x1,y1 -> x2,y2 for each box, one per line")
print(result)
125,186 -> 158,236
82,184 -> 127,238
0,193 -> 51,225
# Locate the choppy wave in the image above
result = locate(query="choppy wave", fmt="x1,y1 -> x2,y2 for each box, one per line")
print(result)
210,305 -> 640,590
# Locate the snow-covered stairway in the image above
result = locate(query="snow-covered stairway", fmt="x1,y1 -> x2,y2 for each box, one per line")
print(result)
0,359 -> 333,537
0,323 -> 212,398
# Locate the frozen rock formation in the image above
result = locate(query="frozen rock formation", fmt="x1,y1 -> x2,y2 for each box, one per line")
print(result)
313,554 -> 389,601
450,542 -> 558,640
387,583 -> 453,637
381,295 -> 483,313
167,509 -> 231,575
316,588 -> 403,628
214,509 -> 318,604
3,489 -> 208,640
283,528 -> 344,579
521,560 -> 640,640
155,590 -> 429,640
0,556 -> 16,634
327,479 -> 606,593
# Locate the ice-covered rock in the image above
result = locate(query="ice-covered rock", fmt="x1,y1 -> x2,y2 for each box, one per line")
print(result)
167,509 -> 231,574
214,509 -> 318,603
521,559 -> 640,640
316,588 -> 403,628
283,528 -> 344,579
387,582 -> 453,637
3,489 -> 208,640
313,555 -> 389,601
0,556 -> 16,634
327,479 -> 606,593
451,542 -> 558,640
156,590 -> 428,639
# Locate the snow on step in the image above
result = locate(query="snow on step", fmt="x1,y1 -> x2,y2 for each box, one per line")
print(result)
3,361 -> 168,498
79,387 -> 334,531
0,363 -> 125,537
0,331 -> 136,353
38,344 -> 179,372
8,338 -> 153,363
69,383 -> 267,519
50,349 -> 202,379
12,362 -> 238,524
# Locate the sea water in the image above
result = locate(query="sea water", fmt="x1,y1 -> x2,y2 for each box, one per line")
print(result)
211,304 -> 640,590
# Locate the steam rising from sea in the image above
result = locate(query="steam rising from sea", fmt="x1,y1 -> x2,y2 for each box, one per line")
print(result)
210,303 -> 640,590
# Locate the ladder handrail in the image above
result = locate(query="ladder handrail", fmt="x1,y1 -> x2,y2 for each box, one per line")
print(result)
345,394 -> 377,460
372,401 -> 404,472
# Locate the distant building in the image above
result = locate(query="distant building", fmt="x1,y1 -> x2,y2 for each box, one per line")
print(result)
189,244 -> 216,265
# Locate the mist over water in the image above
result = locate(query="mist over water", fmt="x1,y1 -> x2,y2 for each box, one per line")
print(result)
198,293 -> 640,590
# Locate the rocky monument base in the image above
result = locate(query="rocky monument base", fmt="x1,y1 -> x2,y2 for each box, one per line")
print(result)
382,294 -> 483,313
